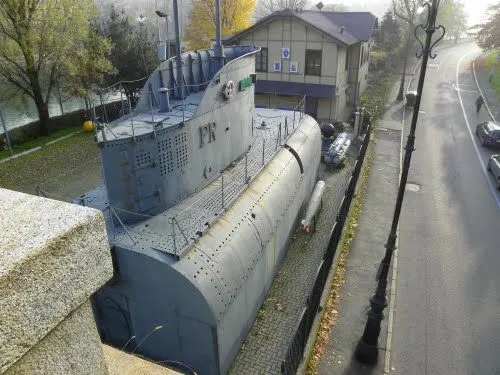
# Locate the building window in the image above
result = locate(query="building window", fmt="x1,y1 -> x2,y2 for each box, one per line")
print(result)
305,50 -> 322,76
345,49 -> 349,71
256,47 -> 268,72
361,47 -> 364,66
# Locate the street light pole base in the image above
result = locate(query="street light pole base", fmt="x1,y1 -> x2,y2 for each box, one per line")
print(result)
354,340 -> 379,365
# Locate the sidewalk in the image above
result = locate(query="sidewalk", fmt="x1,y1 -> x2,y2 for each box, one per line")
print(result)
229,150 -> 358,374
316,80 -> 404,375
473,57 -> 500,122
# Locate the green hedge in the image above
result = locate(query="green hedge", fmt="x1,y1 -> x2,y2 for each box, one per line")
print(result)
360,73 -> 395,122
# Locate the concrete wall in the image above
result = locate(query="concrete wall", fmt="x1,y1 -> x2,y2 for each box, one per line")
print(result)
0,188 -> 180,375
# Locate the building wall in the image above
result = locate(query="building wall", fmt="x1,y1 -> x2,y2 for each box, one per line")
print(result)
346,41 -> 370,106
233,17 -> 373,122
237,18 -> 339,87
358,41 -> 370,99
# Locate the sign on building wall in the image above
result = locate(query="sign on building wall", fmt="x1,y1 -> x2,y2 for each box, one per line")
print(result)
281,47 -> 290,59
289,61 -> 298,73
273,61 -> 282,72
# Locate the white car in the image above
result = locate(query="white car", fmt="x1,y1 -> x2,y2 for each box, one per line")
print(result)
487,154 -> 500,190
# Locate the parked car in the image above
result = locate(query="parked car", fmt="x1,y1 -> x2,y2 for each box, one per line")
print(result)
476,121 -> 500,147
487,154 -> 500,190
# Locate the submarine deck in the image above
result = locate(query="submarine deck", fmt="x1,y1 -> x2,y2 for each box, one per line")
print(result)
97,91 -> 205,141
78,108 -> 308,259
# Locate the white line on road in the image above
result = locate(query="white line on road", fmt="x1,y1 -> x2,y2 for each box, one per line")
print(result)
456,50 -> 500,209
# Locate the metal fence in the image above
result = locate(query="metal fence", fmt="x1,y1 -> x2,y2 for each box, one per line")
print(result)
280,122 -> 373,374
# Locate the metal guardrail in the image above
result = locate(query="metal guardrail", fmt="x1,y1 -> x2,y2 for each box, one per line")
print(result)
280,122 -> 373,374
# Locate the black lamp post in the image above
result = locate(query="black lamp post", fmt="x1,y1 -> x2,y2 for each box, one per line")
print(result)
155,7 -> 170,60
354,0 -> 445,365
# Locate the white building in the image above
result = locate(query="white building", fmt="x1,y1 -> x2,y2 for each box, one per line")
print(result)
226,9 -> 378,123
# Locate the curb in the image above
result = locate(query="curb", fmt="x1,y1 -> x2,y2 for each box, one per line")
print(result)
0,130 -> 82,164
0,146 -> 42,164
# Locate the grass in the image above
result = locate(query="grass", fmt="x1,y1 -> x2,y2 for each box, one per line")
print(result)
305,138 -> 374,375
0,131 -> 98,193
483,49 -> 500,99
0,127 -> 82,160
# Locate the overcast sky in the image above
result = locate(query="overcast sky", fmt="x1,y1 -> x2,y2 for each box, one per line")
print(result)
322,0 -> 494,26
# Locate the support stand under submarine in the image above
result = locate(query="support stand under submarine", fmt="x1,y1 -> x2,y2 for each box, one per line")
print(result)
77,1 -> 322,373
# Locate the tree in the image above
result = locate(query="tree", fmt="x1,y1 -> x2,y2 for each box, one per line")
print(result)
476,2 -> 500,49
0,0 -> 113,135
392,0 -> 421,32
376,10 -> 401,52
104,5 -> 160,103
106,6 -> 159,80
392,0 -> 422,100
254,0 -> 307,20
64,22 -> 115,109
185,0 -> 256,50
436,0 -> 467,43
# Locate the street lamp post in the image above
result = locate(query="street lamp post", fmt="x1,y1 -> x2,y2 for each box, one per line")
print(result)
155,0 -> 170,60
354,0 -> 445,365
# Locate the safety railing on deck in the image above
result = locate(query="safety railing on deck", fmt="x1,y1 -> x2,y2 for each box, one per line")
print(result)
64,96 -> 308,258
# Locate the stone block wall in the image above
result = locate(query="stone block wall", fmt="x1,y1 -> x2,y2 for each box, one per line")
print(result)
0,188 -> 180,375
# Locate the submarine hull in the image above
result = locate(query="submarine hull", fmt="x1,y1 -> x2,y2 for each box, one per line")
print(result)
92,115 -> 321,374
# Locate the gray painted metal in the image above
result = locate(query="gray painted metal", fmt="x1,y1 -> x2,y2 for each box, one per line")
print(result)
324,131 -> 350,166
97,46 -> 259,225
213,0 -> 224,71
92,116 -> 320,374
300,180 -> 325,232
172,0 -> 184,99
80,39 -> 322,374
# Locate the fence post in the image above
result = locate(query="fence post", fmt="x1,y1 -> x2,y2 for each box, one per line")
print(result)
171,217 -> 177,256
245,154 -> 248,183
0,108 -> 13,156
262,138 -> 265,165
221,174 -> 225,209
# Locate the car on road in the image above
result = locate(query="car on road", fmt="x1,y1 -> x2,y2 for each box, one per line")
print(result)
487,154 -> 500,190
476,121 -> 500,147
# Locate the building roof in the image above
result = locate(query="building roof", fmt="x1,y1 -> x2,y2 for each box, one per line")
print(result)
227,9 -> 377,46
255,80 -> 335,98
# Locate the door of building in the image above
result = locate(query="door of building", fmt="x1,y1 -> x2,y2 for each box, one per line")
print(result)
305,96 -> 318,119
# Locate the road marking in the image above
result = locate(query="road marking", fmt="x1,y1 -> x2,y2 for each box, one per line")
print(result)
452,83 -> 479,93
456,50 -> 500,209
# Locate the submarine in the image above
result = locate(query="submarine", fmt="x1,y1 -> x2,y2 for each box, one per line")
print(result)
77,0 -> 321,373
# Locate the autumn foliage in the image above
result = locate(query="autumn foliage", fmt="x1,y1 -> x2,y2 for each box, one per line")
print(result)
184,0 -> 256,50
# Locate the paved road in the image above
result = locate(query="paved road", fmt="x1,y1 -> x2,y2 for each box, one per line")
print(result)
392,42 -> 500,374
